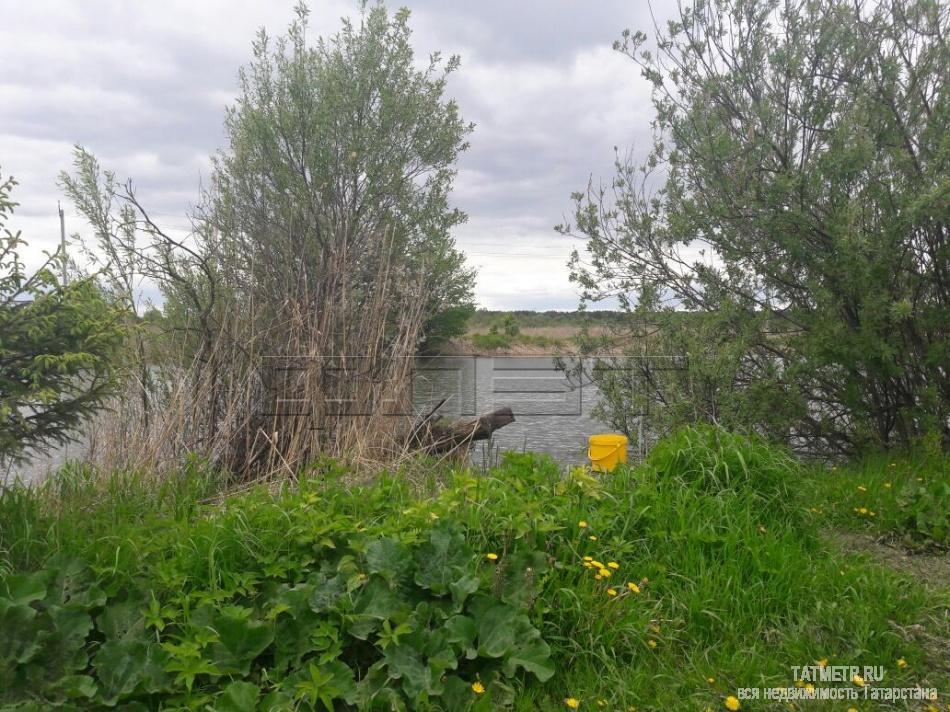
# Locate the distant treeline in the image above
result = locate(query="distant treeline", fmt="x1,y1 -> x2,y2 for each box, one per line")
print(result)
466,310 -> 627,331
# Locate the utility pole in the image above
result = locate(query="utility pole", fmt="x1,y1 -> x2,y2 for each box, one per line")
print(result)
58,201 -> 67,285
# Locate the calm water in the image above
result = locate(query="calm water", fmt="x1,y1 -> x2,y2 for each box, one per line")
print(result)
9,356 -> 627,484
412,356 -> 624,466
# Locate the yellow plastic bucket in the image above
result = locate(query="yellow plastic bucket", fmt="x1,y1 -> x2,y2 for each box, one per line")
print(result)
588,433 -> 628,473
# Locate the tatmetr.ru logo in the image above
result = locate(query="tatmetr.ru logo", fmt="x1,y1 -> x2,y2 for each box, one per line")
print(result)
792,665 -> 885,683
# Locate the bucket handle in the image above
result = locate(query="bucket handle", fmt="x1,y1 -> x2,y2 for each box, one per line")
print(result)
588,442 -> 625,462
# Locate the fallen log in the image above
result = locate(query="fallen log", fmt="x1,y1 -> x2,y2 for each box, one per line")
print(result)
409,405 -> 515,455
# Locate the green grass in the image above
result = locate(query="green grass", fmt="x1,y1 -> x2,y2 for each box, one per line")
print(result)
801,449 -> 950,550
0,427 -> 947,710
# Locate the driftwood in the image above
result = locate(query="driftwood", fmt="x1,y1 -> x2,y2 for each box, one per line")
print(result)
409,400 -> 515,455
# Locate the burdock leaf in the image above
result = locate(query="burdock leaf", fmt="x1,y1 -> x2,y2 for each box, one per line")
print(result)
208,608 -> 275,675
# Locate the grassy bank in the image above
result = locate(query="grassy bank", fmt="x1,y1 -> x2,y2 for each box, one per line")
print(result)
0,428 -> 947,710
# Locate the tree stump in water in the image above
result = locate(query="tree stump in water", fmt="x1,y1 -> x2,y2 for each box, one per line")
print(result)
409,403 -> 515,455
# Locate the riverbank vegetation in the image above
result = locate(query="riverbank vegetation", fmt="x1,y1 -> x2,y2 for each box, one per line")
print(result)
560,0 -> 949,457
1,0 -> 948,708
1,427 -> 947,710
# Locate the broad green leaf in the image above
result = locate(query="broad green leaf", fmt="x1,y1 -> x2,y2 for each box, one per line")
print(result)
46,674 -> 97,701
94,639 -> 170,704
365,537 -> 413,582
383,643 -> 431,699
216,681 -> 261,712
439,675 -> 474,711
449,575 -> 479,610
503,635 -> 554,682
355,576 -> 408,620
414,523 -> 471,594
443,614 -> 477,659
96,594 -> 146,641
208,608 -> 275,675
0,571 -> 47,605
307,572 -> 345,613
0,600 -> 41,665
475,603 -> 519,658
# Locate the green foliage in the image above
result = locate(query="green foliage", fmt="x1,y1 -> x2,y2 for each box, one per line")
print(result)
804,450 -> 950,550
898,477 -> 950,548
422,304 -> 476,351
213,2 -> 475,344
0,430 -> 946,709
0,170 -> 125,465
561,0 -> 950,454
470,331 -> 513,350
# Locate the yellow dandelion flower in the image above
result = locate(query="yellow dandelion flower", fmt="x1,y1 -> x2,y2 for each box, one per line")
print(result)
594,574 -> 603,581
598,568 -> 612,578
606,587 -> 618,596
591,561 -> 604,568
627,582 -> 641,594
589,535 -> 598,541
647,639 -> 657,648
857,485 -> 867,492
884,482 -> 892,488
583,556 -> 593,562
725,695 -> 741,711
471,681 -> 485,694
804,683 -> 815,692
852,674 -> 865,687
858,507 -> 868,514
758,525 -> 767,533
485,553 -> 498,561
597,701 -> 607,709
869,510 -> 876,516
794,680 -> 804,688
816,658 -> 828,668
847,708 -> 859,712
707,677 -> 715,684
607,561 -> 620,569
897,657 -> 907,668
578,520 -> 589,529
565,698 -> 580,709
583,561 -> 594,568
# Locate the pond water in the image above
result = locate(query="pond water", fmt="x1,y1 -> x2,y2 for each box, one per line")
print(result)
412,355 -> 626,467
7,355 -> 630,484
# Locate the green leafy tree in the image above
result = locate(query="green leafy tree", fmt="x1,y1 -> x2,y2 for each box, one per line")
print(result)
0,170 -> 124,465
560,0 -> 949,454
211,1 -> 475,348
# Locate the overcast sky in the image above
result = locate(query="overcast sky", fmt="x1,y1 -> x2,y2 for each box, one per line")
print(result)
0,1 -> 675,310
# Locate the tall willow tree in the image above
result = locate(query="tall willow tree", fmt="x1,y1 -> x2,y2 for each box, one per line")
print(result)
561,0 -> 948,454
207,2 -> 475,354
63,3 -> 477,472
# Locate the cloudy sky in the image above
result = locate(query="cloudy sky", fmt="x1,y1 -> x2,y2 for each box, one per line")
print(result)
0,0 -> 675,310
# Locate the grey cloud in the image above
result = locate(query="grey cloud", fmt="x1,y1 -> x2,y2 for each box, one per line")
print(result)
0,0 -> 677,309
